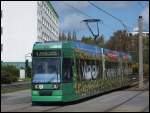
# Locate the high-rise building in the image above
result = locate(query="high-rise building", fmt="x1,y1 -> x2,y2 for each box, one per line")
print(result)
128,31 -> 149,37
37,1 -> 59,41
2,1 -> 59,42
1,10 -> 3,52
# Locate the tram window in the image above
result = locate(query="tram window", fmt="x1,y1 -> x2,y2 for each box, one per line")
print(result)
37,65 -> 44,73
62,58 -> 73,82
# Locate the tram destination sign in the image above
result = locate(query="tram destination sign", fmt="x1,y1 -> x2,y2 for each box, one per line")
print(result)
33,50 -> 61,57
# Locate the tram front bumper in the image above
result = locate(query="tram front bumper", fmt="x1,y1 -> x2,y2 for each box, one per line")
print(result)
32,90 -> 63,102
32,95 -> 62,102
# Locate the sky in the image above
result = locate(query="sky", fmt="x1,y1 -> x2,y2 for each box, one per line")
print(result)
1,1 -> 149,62
51,1 -> 149,39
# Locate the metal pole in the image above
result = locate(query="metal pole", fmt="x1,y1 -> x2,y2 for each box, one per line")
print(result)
102,48 -> 105,79
25,55 -> 27,78
25,53 -> 31,78
138,16 -> 143,89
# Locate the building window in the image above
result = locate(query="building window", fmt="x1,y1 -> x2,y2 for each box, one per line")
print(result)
44,18 -> 45,26
40,1 -> 43,7
37,2 -> 40,7
42,16 -> 43,24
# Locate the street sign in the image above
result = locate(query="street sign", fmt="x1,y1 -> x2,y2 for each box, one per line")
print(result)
20,69 -> 25,79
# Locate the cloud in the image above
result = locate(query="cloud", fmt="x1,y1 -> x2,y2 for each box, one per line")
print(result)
52,1 -> 130,16
51,1 -> 89,16
133,26 -> 139,32
61,13 -> 87,31
96,1 -> 130,8
63,1 -> 89,9
141,6 -> 149,25
1,1 -> 36,62
133,6 -> 149,32
51,1 -> 131,36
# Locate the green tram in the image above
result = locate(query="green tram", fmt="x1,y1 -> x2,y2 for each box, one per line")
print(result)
31,41 -> 132,103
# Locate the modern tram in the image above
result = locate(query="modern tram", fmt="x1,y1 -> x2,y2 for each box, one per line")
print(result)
31,41 -> 133,103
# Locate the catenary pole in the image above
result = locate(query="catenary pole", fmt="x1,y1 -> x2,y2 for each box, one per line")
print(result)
138,16 -> 144,89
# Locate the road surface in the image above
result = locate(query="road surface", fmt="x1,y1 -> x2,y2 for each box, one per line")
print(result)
1,87 -> 149,112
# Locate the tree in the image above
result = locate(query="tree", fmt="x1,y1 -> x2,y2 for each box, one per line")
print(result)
67,31 -> 72,40
143,37 -> 149,64
81,36 -> 95,45
1,64 -> 19,84
26,66 -> 32,78
72,30 -> 77,41
59,32 -> 62,41
105,30 -> 149,65
59,31 -> 67,41
95,35 -> 105,48
105,30 -> 128,51
81,35 -> 105,47
126,33 -> 138,63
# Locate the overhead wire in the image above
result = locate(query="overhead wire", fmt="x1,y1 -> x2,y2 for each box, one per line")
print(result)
62,2 -> 93,19
62,1 -> 115,33
138,1 -> 145,9
87,1 -> 133,52
88,1 -> 129,32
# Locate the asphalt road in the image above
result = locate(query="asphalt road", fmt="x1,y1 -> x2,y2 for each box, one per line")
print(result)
1,87 -> 149,112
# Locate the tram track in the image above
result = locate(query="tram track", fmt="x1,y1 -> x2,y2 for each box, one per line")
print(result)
2,90 -> 148,112
1,78 -> 148,112
11,104 -> 63,112
141,105 -> 149,112
41,85 -> 148,112
42,105 -> 65,112
104,91 -> 146,112
108,77 -> 149,111
41,90 -> 148,112
37,92 -> 148,112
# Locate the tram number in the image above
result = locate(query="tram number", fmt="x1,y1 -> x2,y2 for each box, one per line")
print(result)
33,50 -> 61,57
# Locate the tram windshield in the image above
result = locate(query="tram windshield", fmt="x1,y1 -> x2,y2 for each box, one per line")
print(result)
32,58 -> 61,83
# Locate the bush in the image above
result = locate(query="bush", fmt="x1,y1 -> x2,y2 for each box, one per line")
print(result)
144,64 -> 149,76
1,64 -> 19,84
132,63 -> 138,74
1,70 -> 11,84
132,63 -> 149,76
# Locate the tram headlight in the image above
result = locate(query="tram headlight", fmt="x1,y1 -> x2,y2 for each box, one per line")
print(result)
34,85 -> 38,89
35,84 -> 43,89
53,84 -> 58,89
39,84 -> 43,89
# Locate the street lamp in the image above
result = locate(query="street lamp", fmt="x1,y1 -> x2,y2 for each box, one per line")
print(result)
138,16 -> 144,89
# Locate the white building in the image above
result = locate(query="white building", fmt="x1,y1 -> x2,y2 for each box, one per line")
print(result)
128,31 -> 149,37
37,1 -> 59,41
1,1 -> 59,62
1,10 -> 3,52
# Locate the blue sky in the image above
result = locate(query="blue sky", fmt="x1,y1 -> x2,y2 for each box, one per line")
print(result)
51,1 -> 149,41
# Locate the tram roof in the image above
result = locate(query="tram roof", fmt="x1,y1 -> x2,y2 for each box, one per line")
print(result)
33,41 -> 103,55
33,41 -> 132,61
